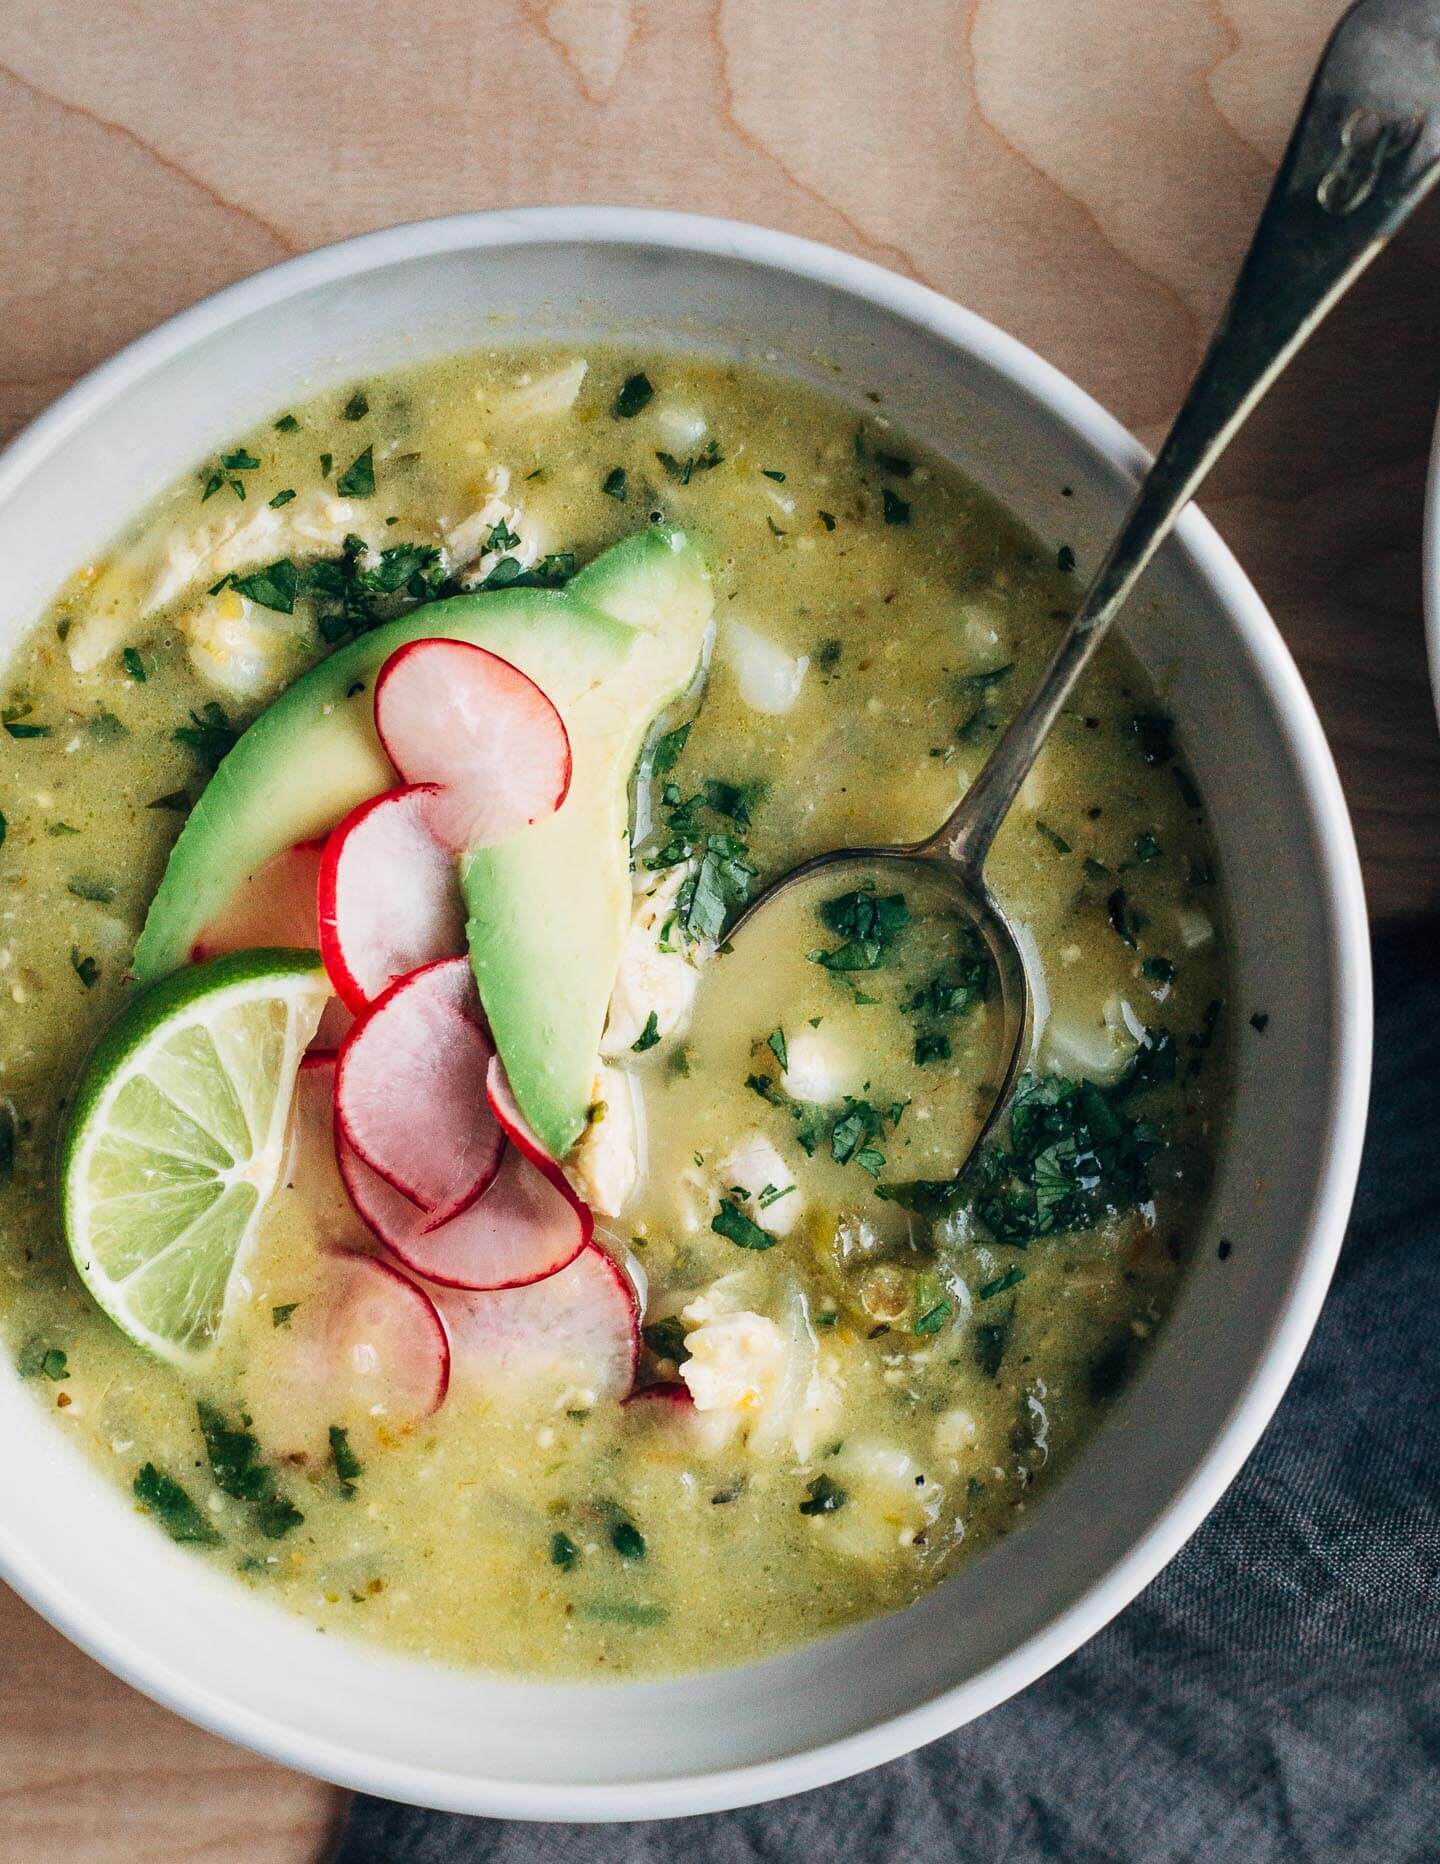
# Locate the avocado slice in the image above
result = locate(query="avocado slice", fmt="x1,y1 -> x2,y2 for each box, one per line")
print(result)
134,528 -> 713,1160
462,528 -> 713,1155
133,586 -> 633,984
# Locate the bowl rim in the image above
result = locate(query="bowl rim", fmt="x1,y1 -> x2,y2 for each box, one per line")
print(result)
0,206 -> 1372,1820
1420,411 -> 1440,723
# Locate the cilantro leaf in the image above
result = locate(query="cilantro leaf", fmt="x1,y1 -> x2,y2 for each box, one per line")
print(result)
133,1463 -> 220,1545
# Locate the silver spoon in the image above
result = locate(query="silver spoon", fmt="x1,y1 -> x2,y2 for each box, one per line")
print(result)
728,0 -> 1440,1167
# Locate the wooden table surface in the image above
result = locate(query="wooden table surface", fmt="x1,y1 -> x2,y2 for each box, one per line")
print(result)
2,0 -> 1437,1855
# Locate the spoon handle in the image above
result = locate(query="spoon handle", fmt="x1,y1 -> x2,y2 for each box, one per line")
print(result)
930,0 -> 1440,879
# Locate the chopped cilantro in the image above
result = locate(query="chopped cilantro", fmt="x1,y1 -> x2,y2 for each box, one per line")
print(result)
613,373 -> 654,418
1107,887 -> 1141,949
818,510 -> 837,531
268,488 -> 296,509
830,1098 -> 886,1168
343,389 -> 370,421
67,876 -> 115,903
122,646 -> 147,682
656,440 -> 722,484
968,1072 -> 1160,1243
1035,820 -> 1071,854
914,1031 -> 952,1065
133,1463 -> 220,1545
602,466 -> 628,501
978,1266 -> 1025,1301
712,1197 -> 775,1251
767,1027 -> 788,1072
1057,543 -> 1077,573
486,517 -> 521,552
809,885 -> 909,972
479,552 -> 575,591
881,487 -> 911,525
174,702 -> 238,772
320,451 -> 333,478
231,558 -> 300,614
18,1342 -> 68,1380
649,721 -> 690,776
274,413 -> 300,432
1143,955 -> 1176,985
198,1404 -> 273,1502
632,1011 -> 661,1053
973,1309 -> 1015,1379
271,1303 -> 299,1328
642,1317 -> 689,1364
69,948 -> 99,989
2,703 -> 49,739
335,446 -> 375,498
329,1424 -> 362,1496
1250,1011 -> 1270,1033
799,1474 -> 847,1515
147,789 -> 191,813
762,467 -> 787,482
610,1518 -> 646,1560
255,1495 -> 305,1539
550,1531 -> 580,1570
914,1297 -> 953,1336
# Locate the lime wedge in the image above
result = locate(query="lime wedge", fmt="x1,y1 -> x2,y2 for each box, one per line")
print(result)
61,950 -> 330,1369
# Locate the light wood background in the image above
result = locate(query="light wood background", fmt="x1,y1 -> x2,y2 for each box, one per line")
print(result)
2,0 -> 1437,1856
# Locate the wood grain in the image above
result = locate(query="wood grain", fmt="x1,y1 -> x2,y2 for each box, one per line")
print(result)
0,0 -> 1436,1854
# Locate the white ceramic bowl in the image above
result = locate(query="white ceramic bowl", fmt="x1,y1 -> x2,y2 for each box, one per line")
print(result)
1422,416 -> 1440,718
0,209 -> 1370,1820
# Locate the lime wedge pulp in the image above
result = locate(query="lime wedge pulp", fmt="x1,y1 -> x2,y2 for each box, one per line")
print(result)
61,950 -> 331,1369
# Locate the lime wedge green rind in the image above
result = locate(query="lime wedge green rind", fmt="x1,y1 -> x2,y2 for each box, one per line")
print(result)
61,949 -> 329,1369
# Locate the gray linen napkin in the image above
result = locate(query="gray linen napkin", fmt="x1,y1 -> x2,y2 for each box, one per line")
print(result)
338,924 -> 1440,1863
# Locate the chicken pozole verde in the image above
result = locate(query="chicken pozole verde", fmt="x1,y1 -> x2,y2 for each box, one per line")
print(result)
0,351 -> 1230,1676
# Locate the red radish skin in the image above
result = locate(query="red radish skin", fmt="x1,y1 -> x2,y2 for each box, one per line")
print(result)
485,1055 -> 581,1201
624,1380 -> 694,1411
335,958 -> 503,1226
317,784 -> 467,1012
246,1252 -> 450,1454
339,1135 -> 588,1291
435,1244 -> 639,1403
373,639 -> 572,854
191,837 -> 326,961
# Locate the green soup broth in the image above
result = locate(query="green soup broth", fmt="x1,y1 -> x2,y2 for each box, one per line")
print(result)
0,348 -> 1228,1677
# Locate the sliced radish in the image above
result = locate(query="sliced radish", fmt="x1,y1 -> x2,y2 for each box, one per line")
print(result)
374,639 -> 571,853
191,836 -> 326,962
436,1244 -> 639,1405
624,1380 -> 694,1412
245,1252 -> 449,1456
317,784 -> 467,1012
339,1136 -> 588,1291
335,958 -> 503,1226
486,1054 -> 573,1191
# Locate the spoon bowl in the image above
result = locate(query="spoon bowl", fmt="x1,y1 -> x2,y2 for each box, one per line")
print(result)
728,844 -> 1033,1172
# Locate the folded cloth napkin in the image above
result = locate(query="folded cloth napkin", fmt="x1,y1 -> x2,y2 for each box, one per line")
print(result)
337,925 -> 1440,1864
